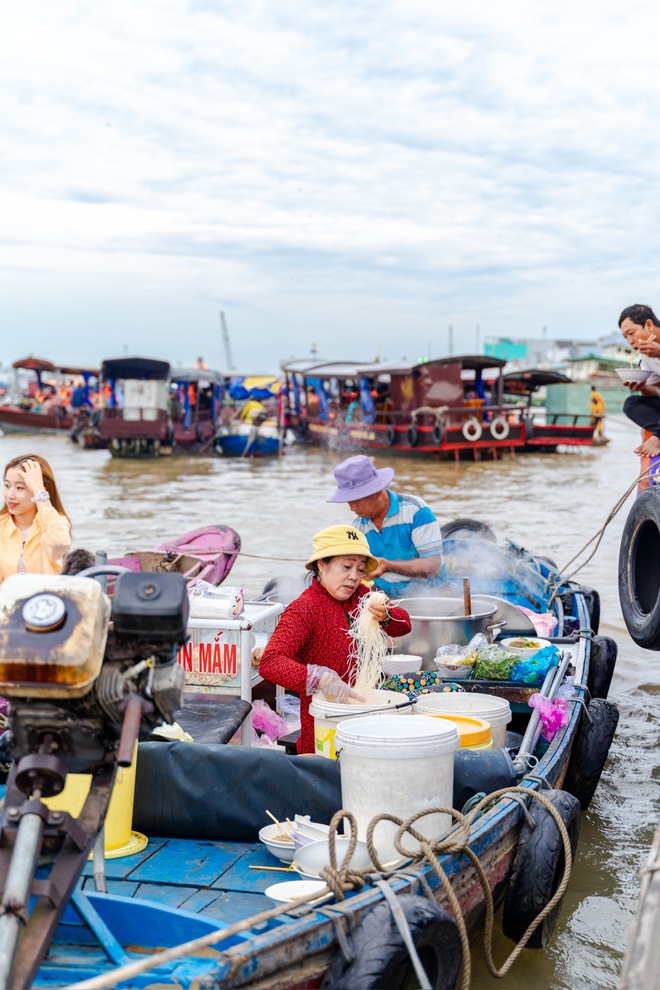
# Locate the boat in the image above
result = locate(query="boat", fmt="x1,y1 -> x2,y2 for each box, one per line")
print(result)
281,356 -> 596,458
501,369 -> 599,450
109,524 -> 242,588
619,824 -> 660,990
99,359 -> 227,457
215,375 -> 286,457
0,358 -> 100,436
0,524 -> 620,989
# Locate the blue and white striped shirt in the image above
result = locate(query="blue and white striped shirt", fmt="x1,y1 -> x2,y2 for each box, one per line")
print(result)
352,490 -> 444,597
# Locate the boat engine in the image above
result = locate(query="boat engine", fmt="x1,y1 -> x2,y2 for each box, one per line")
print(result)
0,569 -> 188,989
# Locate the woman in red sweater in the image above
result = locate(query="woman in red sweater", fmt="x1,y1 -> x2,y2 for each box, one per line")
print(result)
259,525 -> 412,754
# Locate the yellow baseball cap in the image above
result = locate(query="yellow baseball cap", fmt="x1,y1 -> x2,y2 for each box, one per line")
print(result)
304,525 -> 379,573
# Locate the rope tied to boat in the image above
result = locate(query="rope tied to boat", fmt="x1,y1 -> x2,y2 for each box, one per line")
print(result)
67,785 -> 574,990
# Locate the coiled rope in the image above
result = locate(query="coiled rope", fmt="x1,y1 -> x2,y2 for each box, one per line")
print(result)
69,785 -> 573,990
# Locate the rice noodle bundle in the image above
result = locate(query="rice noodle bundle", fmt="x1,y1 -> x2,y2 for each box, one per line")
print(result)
349,591 -> 390,695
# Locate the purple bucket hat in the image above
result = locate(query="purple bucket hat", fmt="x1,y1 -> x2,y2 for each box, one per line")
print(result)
327,455 -> 395,503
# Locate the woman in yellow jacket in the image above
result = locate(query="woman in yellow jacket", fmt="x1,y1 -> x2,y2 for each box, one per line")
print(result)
0,455 -> 71,583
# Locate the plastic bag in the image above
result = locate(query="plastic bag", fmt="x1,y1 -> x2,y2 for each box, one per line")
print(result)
435,633 -> 488,663
510,645 -> 561,684
528,694 -> 569,741
188,580 -> 244,619
251,699 -> 289,742
276,694 -> 301,733
473,645 -> 520,681
518,606 -> 557,637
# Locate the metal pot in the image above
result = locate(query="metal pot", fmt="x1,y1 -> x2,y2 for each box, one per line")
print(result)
394,597 -> 505,667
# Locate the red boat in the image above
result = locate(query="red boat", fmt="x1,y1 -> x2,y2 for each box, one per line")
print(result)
282,355 -> 595,458
0,358 -> 99,436
501,369 -> 597,450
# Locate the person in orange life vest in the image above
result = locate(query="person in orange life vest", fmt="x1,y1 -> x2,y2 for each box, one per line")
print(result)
259,525 -> 411,754
0,455 -> 71,585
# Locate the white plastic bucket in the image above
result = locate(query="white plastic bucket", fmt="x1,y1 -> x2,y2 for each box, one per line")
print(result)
414,692 -> 512,748
335,714 -> 459,864
309,688 -> 409,759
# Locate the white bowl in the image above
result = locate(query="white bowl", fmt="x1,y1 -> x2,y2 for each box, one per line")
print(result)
293,816 -> 331,840
615,367 -> 652,382
500,637 -> 551,660
265,880 -> 327,903
434,660 -> 476,680
259,823 -> 295,863
293,836 -> 373,879
382,654 -> 423,676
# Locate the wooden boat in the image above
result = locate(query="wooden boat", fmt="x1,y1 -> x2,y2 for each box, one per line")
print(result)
109,524 -> 241,587
282,356 -> 595,459
0,359 -> 99,436
215,376 -> 285,457
0,528 -> 619,990
619,824 -> 660,990
501,369 -> 598,450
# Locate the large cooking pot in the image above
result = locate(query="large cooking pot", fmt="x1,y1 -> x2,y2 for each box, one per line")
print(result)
394,597 -> 504,666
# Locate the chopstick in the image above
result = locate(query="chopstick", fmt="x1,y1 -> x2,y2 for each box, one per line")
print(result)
629,333 -> 657,364
249,865 -> 295,872
265,809 -> 294,837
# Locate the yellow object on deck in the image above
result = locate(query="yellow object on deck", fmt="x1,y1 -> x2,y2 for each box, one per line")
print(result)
44,745 -> 147,859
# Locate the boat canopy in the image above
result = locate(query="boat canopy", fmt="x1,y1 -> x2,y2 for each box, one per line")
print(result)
57,365 -> 100,378
502,369 -> 571,394
228,375 -> 283,400
101,358 -> 171,381
169,366 -> 225,386
12,357 -> 57,372
358,355 -> 508,375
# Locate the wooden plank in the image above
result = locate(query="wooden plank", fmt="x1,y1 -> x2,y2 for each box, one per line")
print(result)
80,839 -> 167,880
128,837 -> 251,886
213,844 -> 296,894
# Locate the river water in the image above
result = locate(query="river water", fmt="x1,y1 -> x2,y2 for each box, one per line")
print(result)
1,413 -> 657,990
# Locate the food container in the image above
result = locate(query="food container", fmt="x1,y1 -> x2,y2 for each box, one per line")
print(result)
382,654 -> 423,676
500,636 -> 551,660
615,368 -> 652,382
293,836 -> 373,879
258,823 -> 295,863
396,598 -> 503,661
434,660 -> 476,680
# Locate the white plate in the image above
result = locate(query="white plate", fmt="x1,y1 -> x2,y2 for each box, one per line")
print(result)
265,880 -> 327,902
615,368 -> 652,382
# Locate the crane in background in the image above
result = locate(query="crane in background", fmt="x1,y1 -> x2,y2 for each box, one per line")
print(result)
219,311 -> 236,372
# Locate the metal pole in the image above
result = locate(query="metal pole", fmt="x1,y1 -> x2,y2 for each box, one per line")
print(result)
0,810 -> 45,988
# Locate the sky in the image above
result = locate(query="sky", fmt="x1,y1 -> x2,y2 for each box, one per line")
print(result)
2,1 -> 660,374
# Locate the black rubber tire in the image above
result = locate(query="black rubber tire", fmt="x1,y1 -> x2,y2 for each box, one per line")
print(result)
502,789 -> 581,948
386,425 -> 396,445
441,518 -> 497,542
586,636 -> 617,700
580,586 -> 601,634
522,414 -> 535,440
322,894 -> 461,990
432,422 -> 446,445
564,698 -> 619,810
618,489 -> 660,648
408,425 -> 419,447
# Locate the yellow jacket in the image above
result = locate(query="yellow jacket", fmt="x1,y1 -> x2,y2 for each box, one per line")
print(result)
0,504 -> 72,585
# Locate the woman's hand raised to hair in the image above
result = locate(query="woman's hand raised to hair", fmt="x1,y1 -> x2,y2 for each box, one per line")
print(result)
19,459 -> 45,496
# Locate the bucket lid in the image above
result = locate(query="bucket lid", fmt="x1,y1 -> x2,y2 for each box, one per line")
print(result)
428,714 -> 492,747
334,714 -> 459,757
309,689 -> 403,719
415,692 -> 512,726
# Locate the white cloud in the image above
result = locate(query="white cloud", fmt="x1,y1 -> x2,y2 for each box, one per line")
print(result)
1,0 -> 659,369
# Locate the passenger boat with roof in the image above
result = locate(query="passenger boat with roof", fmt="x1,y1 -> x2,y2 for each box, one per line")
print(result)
281,357 -> 597,458
0,358 -> 100,436
0,519 -> 620,990
501,368 -> 598,451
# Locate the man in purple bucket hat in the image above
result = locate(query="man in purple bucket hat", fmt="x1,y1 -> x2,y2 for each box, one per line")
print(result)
327,454 -> 444,598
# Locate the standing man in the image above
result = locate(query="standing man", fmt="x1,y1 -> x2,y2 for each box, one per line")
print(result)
327,454 -> 444,597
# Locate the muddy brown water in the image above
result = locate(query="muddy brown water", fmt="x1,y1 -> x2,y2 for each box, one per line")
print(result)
1,412 -> 657,989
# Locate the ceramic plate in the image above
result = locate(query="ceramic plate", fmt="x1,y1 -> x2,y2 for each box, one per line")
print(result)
265,880 -> 327,902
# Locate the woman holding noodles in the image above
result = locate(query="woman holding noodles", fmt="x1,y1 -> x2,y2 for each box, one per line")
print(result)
259,525 -> 411,754
0,454 -> 71,584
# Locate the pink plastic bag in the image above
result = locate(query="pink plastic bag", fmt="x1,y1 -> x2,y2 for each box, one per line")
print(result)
519,606 -> 558,637
528,694 -> 569,741
251,699 -> 289,742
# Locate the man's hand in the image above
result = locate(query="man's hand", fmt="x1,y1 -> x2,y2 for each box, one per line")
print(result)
636,338 -> 660,357
637,382 -> 660,398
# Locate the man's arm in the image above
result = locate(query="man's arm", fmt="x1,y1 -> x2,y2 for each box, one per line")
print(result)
369,554 -> 442,581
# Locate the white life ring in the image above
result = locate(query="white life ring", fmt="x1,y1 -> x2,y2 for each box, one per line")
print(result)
489,417 -> 510,440
462,417 -> 482,441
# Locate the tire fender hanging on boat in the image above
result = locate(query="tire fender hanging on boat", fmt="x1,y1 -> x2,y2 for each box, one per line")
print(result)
586,635 -> 617,700
564,697 -> 619,810
618,488 -> 660,649
386,425 -> 397,445
321,894 -> 462,990
580,585 -> 601,635
408,425 -> 419,446
440,518 -> 497,542
462,417 -> 482,441
502,789 -> 581,948
489,416 -> 510,440
432,421 -> 446,445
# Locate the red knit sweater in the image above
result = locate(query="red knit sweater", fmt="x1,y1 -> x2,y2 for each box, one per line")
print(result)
259,579 -> 412,754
